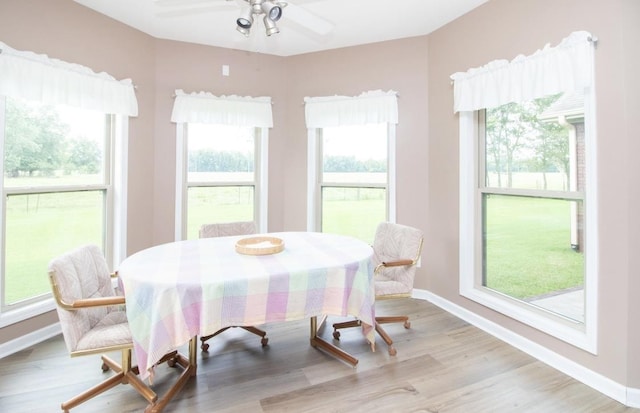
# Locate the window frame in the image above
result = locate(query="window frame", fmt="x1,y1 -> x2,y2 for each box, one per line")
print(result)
0,97 -> 128,327
307,123 -> 396,233
458,91 -> 599,352
175,122 -> 269,240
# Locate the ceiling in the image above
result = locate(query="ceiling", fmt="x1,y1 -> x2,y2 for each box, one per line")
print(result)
73,0 -> 489,57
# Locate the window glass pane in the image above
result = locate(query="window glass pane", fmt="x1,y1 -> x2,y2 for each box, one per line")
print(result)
187,124 -> 254,183
4,97 -> 107,188
322,123 -> 387,184
319,123 -> 388,243
187,186 -> 254,239
483,194 -> 585,322
485,93 -> 584,192
321,187 -> 386,244
4,191 -> 105,306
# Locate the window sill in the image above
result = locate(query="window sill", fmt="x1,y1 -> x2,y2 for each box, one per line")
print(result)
0,298 -> 56,329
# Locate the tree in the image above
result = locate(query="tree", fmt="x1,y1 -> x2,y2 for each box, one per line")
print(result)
4,99 -> 67,177
485,94 -> 565,189
66,138 -> 102,174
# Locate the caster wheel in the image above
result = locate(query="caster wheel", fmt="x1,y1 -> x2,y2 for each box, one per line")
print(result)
333,331 -> 341,340
404,321 -> 411,329
388,347 -> 397,356
201,343 -> 209,352
101,362 -> 109,372
167,357 -> 176,368
261,337 -> 269,347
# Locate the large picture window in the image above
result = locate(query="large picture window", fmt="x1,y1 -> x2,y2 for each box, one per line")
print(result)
452,32 -> 597,352
1,97 -> 114,311
0,41 -> 136,325
481,94 -> 586,322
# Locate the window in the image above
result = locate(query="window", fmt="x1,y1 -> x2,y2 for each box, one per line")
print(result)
0,41 -> 135,326
305,91 -> 398,243
317,123 -> 390,243
171,90 -> 272,239
180,123 -> 264,239
481,94 -> 586,321
453,32 -> 597,352
0,97 -> 116,314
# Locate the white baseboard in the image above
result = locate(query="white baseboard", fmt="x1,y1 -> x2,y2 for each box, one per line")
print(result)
412,289 -> 639,408
0,322 -> 61,360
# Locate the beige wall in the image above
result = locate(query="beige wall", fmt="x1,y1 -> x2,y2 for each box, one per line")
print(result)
427,0 -> 640,389
0,0 -> 638,397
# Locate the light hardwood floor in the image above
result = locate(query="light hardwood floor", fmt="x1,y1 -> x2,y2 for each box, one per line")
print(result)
0,299 -> 637,413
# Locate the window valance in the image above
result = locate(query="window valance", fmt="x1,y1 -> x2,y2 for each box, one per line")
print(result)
170,89 -> 273,127
0,41 -> 138,116
304,90 -> 398,128
450,31 -> 595,113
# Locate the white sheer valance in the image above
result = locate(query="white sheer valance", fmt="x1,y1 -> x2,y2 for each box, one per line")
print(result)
0,42 -> 138,116
450,31 -> 595,113
304,90 -> 398,128
171,89 -> 273,127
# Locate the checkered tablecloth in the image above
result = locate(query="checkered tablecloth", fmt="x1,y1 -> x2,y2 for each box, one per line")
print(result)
118,231 -> 376,380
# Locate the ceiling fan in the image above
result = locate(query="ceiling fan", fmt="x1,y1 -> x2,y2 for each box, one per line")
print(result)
154,0 -> 334,37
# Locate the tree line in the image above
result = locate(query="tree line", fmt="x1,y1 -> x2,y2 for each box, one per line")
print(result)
5,100 -> 101,178
485,93 -> 573,189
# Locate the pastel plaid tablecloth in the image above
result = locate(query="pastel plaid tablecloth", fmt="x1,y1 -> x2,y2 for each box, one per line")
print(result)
118,231 -> 376,380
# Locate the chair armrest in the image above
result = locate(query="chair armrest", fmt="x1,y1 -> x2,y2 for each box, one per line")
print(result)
374,259 -> 415,275
49,271 -> 127,310
71,296 -> 125,308
380,259 -> 414,267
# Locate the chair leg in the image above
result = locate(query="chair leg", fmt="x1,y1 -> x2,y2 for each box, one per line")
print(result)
374,322 -> 397,356
200,327 -> 231,351
376,316 -> 411,329
332,319 -> 362,339
201,326 -> 269,351
331,315 -> 410,355
61,348 -> 161,412
61,370 -> 126,412
240,326 -> 269,346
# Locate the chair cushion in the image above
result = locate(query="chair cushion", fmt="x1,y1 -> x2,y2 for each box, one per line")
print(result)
74,310 -> 132,352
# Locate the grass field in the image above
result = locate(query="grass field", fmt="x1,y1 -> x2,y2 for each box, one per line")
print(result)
3,183 -> 583,308
484,194 -> 584,299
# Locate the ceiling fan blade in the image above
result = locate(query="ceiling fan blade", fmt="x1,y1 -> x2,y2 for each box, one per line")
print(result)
153,0 -> 235,6
154,0 -> 240,18
283,2 -> 334,36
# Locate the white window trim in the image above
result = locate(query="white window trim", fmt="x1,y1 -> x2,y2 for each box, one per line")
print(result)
458,97 -> 599,353
175,123 -> 269,239
306,123 -> 396,232
0,108 -> 128,328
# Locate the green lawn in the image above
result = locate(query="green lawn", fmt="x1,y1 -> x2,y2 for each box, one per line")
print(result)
3,186 -> 583,307
5,191 -> 103,304
484,194 -> 584,299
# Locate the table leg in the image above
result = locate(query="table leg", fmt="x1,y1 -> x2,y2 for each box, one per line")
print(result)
144,336 -> 198,413
309,316 -> 358,366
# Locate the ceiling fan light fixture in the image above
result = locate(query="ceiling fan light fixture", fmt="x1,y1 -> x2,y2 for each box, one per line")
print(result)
261,1 -> 283,22
263,15 -> 280,36
236,7 -> 254,29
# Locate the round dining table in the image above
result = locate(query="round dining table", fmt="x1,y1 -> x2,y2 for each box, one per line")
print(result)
118,231 -> 376,412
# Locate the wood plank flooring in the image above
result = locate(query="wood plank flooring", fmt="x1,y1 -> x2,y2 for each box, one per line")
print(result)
0,299 -> 636,413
